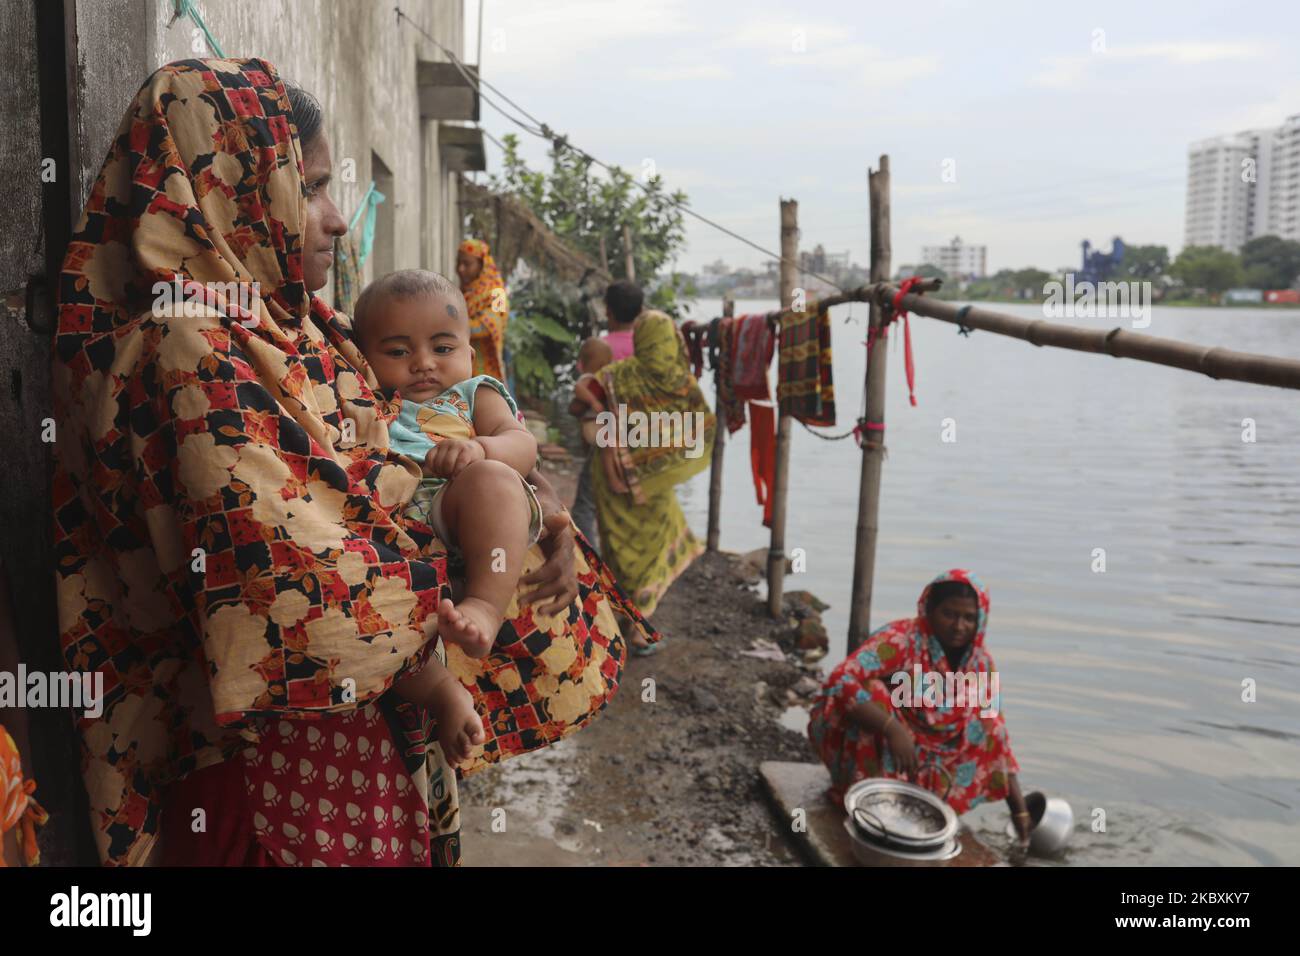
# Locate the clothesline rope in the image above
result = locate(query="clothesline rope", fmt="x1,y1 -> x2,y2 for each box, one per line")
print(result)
392,5 -> 845,293
172,0 -> 226,58
703,277 -> 939,441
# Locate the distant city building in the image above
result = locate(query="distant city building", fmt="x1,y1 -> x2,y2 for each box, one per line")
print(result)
1185,115 -> 1300,252
797,244 -> 852,275
1080,237 -> 1124,283
920,236 -> 986,278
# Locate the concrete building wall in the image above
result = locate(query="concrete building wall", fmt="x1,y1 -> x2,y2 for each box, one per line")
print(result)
0,1 -> 43,293
0,0 -> 88,865
70,0 -> 465,289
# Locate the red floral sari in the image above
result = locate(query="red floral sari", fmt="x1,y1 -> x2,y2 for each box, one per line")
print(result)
808,569 -> 1019,813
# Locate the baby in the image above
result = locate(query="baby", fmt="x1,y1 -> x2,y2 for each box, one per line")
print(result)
352,269 -> 541,765
568,337 -> 629,494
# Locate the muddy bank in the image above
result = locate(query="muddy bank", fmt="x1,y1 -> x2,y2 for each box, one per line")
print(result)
459,454 -> 831,865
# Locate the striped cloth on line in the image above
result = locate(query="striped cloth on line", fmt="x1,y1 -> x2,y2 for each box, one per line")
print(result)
776,303 -> 836,426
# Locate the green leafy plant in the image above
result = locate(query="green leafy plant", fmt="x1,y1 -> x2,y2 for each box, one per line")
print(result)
504,277 -> 592,400
482,134 -> 694,401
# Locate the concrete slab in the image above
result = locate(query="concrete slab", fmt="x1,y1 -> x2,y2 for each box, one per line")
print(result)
759,761 -> 1004,867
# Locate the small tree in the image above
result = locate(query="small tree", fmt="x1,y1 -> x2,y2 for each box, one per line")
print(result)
489,134 -> 691,313
483,134 -> 693,400
1240,235 -> 1300,290
1171,245 -> 1244,296
1114,244 -> 1169,281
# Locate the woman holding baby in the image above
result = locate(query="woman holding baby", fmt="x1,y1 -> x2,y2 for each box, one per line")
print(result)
584,306 -> 716,634
50,58 -> 652,866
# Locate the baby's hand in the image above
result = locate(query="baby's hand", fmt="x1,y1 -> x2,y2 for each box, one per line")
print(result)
423,438 -> 486,479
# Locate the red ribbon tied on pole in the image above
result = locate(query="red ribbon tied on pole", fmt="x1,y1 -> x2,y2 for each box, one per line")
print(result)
890,276 -> 923,407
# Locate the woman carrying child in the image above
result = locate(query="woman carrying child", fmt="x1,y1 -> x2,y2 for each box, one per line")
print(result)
50,58 -> 652,866
589,312 -> 715,648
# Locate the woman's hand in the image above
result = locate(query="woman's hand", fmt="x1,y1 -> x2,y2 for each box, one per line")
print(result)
1012,811 -> 1033,850
884,720 -> 919,780
1007,773 -> 1032,850
519,512 -> 579,615
518,469 -> 579,615
423,439 -> 485,479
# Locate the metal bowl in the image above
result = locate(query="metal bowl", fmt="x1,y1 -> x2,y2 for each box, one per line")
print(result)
844,778 -> 959,851
1005,791 -> 1074,855
842,818 -> 962,866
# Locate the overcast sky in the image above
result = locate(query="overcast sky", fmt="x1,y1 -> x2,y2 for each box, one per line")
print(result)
469,0 -> 1300,275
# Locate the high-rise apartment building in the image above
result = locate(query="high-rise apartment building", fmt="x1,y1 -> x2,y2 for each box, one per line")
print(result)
920,236 -> 987,278
1185,115 -> 1300,253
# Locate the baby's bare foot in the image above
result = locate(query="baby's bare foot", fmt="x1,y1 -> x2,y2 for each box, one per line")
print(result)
431,682 -> 485,766
437,596 -> 502,658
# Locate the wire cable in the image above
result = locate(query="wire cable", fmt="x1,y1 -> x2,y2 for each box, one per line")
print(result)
394,5 -> 844,292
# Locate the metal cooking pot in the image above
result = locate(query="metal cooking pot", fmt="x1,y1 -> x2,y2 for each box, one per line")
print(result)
844,778 -> 959,852
842,817 -> 962,866
1006,791 -> 1074,855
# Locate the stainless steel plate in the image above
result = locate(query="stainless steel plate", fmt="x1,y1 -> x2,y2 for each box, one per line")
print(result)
844,778 -> 959,850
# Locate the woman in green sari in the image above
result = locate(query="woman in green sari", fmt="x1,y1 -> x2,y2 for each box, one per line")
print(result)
592,311 -> 716,650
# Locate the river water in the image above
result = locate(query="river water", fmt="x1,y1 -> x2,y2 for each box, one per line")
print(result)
677,297 -> 1300,865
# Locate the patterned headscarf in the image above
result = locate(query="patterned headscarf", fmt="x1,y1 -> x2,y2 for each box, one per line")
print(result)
809,569 -> 1016,810
458,237 -> 508,379
906,569 -> 997,733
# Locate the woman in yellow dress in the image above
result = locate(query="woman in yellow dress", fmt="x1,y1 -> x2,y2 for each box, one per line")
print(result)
592,311 -> 715,649
456,238 -> 509,381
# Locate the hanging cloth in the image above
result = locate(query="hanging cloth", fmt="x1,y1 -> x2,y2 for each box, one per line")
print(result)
777,302 -> 836,426
749,401 -> 776,528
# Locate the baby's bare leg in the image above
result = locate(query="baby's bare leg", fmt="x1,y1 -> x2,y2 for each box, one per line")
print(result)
396,656 -> 485,765
437,459 -> 531,657
394,654 -> 451,705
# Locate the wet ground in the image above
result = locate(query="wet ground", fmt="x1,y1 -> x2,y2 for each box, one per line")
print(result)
458,532 -> 827,866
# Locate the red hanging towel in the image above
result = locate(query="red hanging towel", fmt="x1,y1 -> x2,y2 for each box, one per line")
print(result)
731,313 -> 775,401
749,401 -> 776,528
890,277 -> 923,407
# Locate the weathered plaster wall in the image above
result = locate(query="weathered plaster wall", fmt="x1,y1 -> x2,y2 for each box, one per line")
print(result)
0,0 -> 88,865
0,0 -> 43,292
146,0 -> 464,287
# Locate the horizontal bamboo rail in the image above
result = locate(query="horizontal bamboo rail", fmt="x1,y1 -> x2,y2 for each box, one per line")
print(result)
748,278 -> 944,327
881,283 -> 1300,391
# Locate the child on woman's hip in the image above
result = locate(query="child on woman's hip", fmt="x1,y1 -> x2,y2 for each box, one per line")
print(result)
353,269 -> 541,766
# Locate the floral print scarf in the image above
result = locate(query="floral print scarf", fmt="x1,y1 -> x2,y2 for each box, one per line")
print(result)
52,58 -> 649,865
458,238 -> 508,381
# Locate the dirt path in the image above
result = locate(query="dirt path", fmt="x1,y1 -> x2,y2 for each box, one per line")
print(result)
458,458 -> 829,865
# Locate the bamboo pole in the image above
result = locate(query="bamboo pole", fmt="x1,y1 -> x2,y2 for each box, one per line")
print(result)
622,223 -> 635,280
880,288 -> 1300,391
847,156 -> 891,652
706,296 -> 734,551
767,199 -> 799,617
